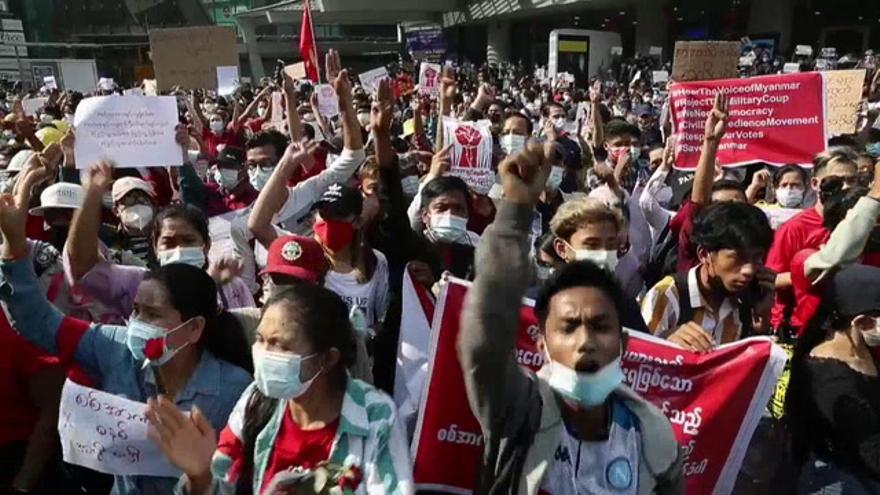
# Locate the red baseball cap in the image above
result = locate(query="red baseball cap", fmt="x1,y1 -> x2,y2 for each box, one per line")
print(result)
260,235 -> 328,284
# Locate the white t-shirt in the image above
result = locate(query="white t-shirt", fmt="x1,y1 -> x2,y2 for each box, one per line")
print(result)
540,402 -> 640,495
324,249 -> 390,328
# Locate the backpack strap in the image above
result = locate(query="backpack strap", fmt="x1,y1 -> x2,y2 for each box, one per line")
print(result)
672,270 -> 694,329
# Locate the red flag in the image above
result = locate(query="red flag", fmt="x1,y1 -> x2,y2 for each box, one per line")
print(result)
299,0 -> 320,82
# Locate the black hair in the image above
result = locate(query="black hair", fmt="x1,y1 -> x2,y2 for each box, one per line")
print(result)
822,186 -> 869,231
144,264 -> 252,372
419,176 -> 470,212
711,179 -> 747,195
785,299 -> 849,468
303,123 -> 316,141
237,284 -> 356,494
151,204 -> 210,248
534,261 -> 625,330
597,105 -> 611,126
604,119 -> 641,142
692,202 -> 774,254
543,101 -> 564,117
827,135 -> 858,148
503,110 -> 533,135
813,147 -> 858,177
245,130 -> 289,160
868,128 -> 880,143
773,164 -> 808,187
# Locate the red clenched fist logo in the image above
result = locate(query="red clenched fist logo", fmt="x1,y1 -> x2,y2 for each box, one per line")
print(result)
454,125 -> 482,167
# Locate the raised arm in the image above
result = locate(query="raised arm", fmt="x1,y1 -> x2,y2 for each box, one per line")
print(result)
282,73 -> 304,141
435,67 -> 456,152
248,140 -> 319,249
371,78 -> 395,169
327,49 -> 363,153
66,162 -> 113,281
236,86 -> 271,128
186,92 -> 206,134
589,81 -> 605,150
691,93 -> 728,205
458,140 -> 551,433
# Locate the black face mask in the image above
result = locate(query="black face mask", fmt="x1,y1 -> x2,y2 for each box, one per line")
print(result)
48,225 -> 70,252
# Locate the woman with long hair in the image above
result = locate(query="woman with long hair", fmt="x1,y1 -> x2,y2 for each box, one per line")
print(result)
785,264 -> 880,494
0,183 -> 252,494
145,283 -> 413,494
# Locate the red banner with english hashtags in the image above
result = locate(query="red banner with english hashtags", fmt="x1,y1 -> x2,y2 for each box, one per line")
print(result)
669,72 -> 826,169
410,278 -> 787,494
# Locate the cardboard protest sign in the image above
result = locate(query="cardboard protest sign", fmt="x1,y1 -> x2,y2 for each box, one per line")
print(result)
358,66 -> 389,95
216,65 -> 240,97
73,96 -> 182,169
440,117 -> 495,194
408,278 -> 786,495
58,379 -> 180,477
669,72 -> 826,168
284,62 -> 307,80
149,26 -> 237,91
22,97 -> 48,116
315,84 -> 339,117
672,41 -> 740,82
823,69 -> 865,136
418,62 -> 442,97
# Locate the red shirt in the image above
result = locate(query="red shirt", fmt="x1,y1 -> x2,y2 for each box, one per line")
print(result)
261,410 -> 339,493
0,312 -> 61,446
203,182 -> 259,217
671,200 -> 703,272
246,117 -> 266,134
766,208 -> 829,329
202,126 -> 245,161
790,248 -> 822,336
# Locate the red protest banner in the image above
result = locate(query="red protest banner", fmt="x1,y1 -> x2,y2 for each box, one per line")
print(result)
669,72 -> 827,169
410,278 -> 786,494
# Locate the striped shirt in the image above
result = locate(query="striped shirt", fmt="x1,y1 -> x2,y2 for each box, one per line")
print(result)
640,266 -> 744,344
207,378 -> 414,495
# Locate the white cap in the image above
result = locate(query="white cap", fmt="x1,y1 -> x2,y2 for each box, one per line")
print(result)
7,149 -> 34,172
30,182 -> 85,216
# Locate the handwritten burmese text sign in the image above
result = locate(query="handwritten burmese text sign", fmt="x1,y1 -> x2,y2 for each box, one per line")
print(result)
149,26 -> 237,91
74,95 -> 182,169
411,278 -> 786,495
669,72 -> 826,168
823,69 -> 865,136
58,379 -> 180,477
672,41 -> 740,82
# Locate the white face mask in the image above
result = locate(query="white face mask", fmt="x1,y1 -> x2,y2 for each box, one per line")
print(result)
544,348 -> 624,407
500,134 -> 526,156
119,204 -> 154,232
357,113 -> 371,127
210,120 -> 225,134
429,212 -> 469,244
565,241 -> 619,272
401,175 -> 420,196
775,187 -> 804,208
156,246 -> 206,268
858,316 -> 880,347
186,149 -> 201,164
551,116 -> 566,132
214,168 -> 241,190
546,166 -> 564,191
252,346 -> 321,399
248,167 -> 274,191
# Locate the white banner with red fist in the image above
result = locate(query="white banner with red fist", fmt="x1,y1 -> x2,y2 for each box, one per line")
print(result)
441,117 -> 494,194
406,277 -> 787,495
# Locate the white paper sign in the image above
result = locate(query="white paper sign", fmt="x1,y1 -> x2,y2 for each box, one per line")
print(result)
821,47 -> 837,58
795,45 -> 813,57
216,65 -> 240,97
418,62 -> 442,97
123,88 -> 145,96
652,70 -> 669,83
649,46 -> 663,57
611,46 -> 623,56
98,77 -> 115,91
58,379 -> 180,477
441,116 -> 494,194
208,208 -> 247,262
22,97 -> 48,116
315,84 -> 339,117
73,95 -> 183,169
783,62 -> 800,74
143,79 -> 158,96
43,75 -> 58,90
358,67 -> 389,95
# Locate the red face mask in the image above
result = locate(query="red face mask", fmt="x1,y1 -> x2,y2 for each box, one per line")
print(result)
314,218 -> 355,252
